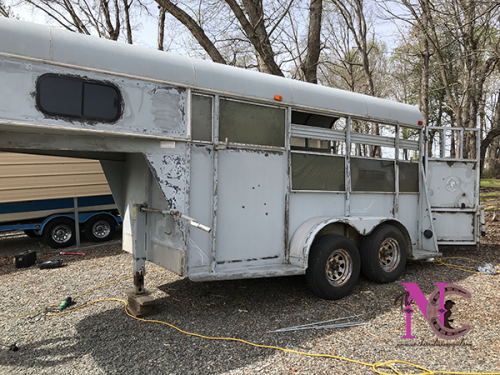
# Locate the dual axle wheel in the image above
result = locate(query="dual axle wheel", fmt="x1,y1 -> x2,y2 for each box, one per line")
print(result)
42,215 -> 116,249
306,224 -> 407,300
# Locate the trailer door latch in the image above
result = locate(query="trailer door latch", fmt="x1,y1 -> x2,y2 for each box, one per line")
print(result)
139,206 -> 211,233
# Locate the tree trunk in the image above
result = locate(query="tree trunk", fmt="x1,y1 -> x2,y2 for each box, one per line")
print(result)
158,7 -> 166,51
155,0 -> 227,64
301,0 -> 322,83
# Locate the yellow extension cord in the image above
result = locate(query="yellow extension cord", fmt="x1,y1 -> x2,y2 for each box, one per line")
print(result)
430,257 -> 484,274
1,261 -> 499,375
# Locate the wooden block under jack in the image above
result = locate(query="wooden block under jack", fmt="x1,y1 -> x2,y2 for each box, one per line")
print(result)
127,290 -> 156,317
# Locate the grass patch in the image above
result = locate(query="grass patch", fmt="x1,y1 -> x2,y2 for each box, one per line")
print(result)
480,179 -> 500,188
480,197 -> 500,203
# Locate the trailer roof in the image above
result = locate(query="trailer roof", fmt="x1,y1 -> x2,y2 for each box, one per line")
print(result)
0,18 -> 423,128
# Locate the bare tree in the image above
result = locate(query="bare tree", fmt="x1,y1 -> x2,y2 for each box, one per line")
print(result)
15,0 -> 144,42
156,0 -> 326,81
0,0 -> 11,17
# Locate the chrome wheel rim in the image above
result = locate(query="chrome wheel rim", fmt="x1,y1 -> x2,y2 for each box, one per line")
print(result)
325,249 -> 352,286
52,225 -> 72,243
92,220 -> 111,239
378,237 -> 400,272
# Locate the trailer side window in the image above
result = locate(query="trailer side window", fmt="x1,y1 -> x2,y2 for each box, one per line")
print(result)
351,158 -> 395,192
191,94 -> 213,142
37,74 -> 121,122
219,99 -> 285,147
398,161 -> 419,192
290,111 -> 346,155
291,153 -> 345,191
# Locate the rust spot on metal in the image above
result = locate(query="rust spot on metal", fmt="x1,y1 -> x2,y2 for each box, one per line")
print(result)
216,255 -> 279,264
261,255 -> 279,260
446,161 -> 455,167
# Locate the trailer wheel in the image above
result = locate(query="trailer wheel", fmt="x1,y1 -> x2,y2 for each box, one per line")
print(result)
360,224 -> 407,283
84,215 -> 116,242
43,217 -> 76,249
306,234 -> 360,300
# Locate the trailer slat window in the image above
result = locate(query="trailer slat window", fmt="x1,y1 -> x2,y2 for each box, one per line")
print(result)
37,74 -> 121,122
191,94 -> 213,142
291,153 -> 345,191
219,99 -> 285,147
398,161 -> 419,192
351,158 -> 395,192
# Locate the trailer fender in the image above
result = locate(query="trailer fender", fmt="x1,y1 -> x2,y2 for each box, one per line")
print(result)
289,216 -> 412,268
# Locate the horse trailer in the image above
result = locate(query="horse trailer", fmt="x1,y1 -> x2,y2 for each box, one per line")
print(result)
0,18 -> 485,305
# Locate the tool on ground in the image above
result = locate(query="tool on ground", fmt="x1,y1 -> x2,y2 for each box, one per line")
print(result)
270,314 -> 366,333
15,251 -> 37,268
52,252 -> 86,256
36,259 -> 63,269
59,296 -> 73,310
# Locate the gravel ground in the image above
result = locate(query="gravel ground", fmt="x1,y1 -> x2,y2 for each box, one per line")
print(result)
0,218 -> 499,375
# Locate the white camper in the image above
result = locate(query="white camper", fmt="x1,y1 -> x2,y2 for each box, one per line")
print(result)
0,18 -> 485,302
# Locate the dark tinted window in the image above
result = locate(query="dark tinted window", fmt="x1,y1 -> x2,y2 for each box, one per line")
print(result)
38,76 -> 82,117
83,83 -> 119,120
399,161 -> 419,192
37,74 -> 121,122
351,158 -> 395,192
291,153 -> 345,191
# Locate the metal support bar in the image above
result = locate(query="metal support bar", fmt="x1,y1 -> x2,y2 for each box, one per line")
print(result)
345,117 -> 351,217
140,206 -> 211,233
73,197 -> 81,248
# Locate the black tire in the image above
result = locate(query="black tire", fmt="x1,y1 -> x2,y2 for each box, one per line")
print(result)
24,229 -> 40,238
84,215 -> 116,242
360,224 -> 407,283
43,217 -> 76,249
306,234 -> 361,300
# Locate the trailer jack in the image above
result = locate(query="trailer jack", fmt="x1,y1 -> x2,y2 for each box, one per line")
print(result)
127,269 -> 156,317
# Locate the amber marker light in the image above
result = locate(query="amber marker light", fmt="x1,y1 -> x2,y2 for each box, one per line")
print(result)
274,95 -> 283,101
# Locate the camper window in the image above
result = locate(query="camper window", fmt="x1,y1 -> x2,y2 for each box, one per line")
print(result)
37,74 -> 121,122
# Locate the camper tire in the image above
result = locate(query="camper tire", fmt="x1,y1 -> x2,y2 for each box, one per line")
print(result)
360,224 -> 407,283
306,234 -> 360,300
85,215 -> 116,242
43,217 -> 76,249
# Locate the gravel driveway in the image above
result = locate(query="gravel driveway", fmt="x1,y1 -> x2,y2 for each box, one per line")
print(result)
1,221 -> 499,375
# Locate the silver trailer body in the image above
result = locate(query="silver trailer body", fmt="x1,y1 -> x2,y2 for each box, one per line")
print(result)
0,18 -> 484,300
